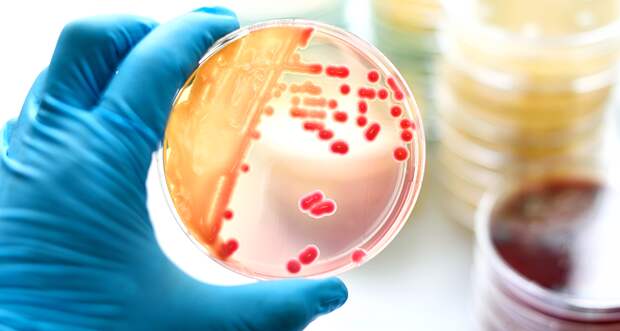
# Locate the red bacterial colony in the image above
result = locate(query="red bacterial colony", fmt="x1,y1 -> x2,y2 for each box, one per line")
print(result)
378,89 -> 388,100
240,164 -> 250,173
357,116 -> 368,127
401,130 -> 413,142
325,65 -> 350,78
400,119 -> 412,129
286,244 -> 321,274
330,140 -> 349,154
387,77 -> 404,100
299,190 -> 325,211
318,129 -> 334,140
287,259 -> 302,274
328,99 -> 338,109
367,70 -> 380,83
358,101 -> 368,114
220,239 -> 239,259
351,249 -> 367,263
340,84 -> 350,95
365,123 -> 381,141
298,190 -> 337,219
390,106 -> 402,117
393,147 -> 409,161
333,111 -> 348,122
298,245 -> 320,265
310,200 -> 337,217
223,209 -> 234,220
303,121 -> 324,131
358,87 -> 376,99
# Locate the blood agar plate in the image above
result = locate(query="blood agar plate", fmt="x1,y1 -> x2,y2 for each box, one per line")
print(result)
475,161 -> 620,326
160,20 -> 425,279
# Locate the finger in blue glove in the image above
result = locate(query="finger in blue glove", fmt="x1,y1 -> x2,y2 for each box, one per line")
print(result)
0,7 -> 347,331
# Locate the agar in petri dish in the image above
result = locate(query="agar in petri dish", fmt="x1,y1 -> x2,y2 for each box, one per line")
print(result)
475,164 -> 620,326
161,20 -> 425,279
489,178 -> 620,300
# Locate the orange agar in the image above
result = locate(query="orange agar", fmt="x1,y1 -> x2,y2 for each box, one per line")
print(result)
164,26 -> 317,252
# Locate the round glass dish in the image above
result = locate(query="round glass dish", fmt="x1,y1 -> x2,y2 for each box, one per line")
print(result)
475,159 -> 620,327
159,20 -> 425,279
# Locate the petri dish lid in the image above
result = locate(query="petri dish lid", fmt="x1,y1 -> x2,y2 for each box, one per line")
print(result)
160,20 -> 425,279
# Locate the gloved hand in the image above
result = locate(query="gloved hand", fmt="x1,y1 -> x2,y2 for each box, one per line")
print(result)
0,7 -> 347,331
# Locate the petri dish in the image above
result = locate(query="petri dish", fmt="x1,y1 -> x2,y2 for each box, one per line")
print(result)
160,20 -> 425,279
436,62 -> 613,132
437,115 -> 603,170
444,0 -> 620,88
475,160 -> 620,327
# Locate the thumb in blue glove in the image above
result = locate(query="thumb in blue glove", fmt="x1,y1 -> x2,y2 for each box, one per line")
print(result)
0,7 -> 347,331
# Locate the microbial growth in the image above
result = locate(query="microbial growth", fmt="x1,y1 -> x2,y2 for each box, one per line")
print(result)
162,21 -> 425,278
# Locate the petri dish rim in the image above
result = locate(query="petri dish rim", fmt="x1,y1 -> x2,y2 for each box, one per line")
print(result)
158,19 -> 426,279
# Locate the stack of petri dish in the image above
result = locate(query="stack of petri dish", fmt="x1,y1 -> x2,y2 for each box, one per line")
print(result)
371,0 -> 445,138
436,0 -> 620,228
474,159 -> 620,330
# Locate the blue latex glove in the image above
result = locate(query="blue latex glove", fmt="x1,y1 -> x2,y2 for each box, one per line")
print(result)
0,7 -> 347,331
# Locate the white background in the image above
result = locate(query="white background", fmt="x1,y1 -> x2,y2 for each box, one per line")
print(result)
0,1 -> 478,330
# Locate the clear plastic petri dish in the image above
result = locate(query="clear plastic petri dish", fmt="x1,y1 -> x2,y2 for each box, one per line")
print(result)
434,162 -> 484,228
475,159 -> 620,327
438,183 -> 479,229
436,89 -> 606,148
436,60 -> 616,123
437,114 -> 603,170
160,20 -> 425,279
442,0 -> 620,89
437,61 -> 612,124
436,153 -> 486,207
